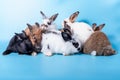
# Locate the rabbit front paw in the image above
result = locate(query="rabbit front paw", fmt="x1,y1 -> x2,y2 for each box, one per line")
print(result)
32,52 -> 37,56
44,52 -> 52,56
63,53 -> 70,56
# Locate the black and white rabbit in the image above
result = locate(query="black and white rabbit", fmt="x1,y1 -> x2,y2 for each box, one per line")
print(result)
40,11 -> 58,31
62,11 -> 94,46
41,21 -> 82,56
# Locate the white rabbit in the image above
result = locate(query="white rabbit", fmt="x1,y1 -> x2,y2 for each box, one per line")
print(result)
62,11 -> 94,46
41,22 -> 82,56
40,11 -> 58,31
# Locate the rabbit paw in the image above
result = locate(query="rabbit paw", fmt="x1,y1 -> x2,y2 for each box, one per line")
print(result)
45,52 -> 52,56
32,52 -> 37,56
102,46 -> 116,56
91,51 -> 96,56
63,53 -> 70,56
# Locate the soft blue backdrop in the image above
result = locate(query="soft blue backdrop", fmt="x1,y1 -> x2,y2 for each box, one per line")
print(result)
0,0 -> 120,80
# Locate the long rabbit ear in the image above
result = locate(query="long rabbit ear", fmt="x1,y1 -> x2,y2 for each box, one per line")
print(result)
49,13 -> 58,22
63,21 -> 72,35
92,23 -> 97,31
64,21 -> 71,30
35,22 -> 40,27
15,33 -> 22,40
98,24 -> 105,31
40,11 -> 47,19
27,23 -> 33,32
69,11 -> 79,23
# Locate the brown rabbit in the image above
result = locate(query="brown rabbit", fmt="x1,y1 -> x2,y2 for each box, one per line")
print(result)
83,23 -> 115,56
24,22 -> 42,56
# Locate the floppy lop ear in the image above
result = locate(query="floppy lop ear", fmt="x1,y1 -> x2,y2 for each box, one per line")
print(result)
40,11 -> 47,19
27,23 -> 33,33
69,11 -> 79,23
49,13 -> 59,22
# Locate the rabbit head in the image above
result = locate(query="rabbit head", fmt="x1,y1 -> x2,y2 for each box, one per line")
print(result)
25,23 -> 42,53
83,23 -> 116,56
61,21 -> 72,41
62,21 -> 82,52
40,11 -> 58,30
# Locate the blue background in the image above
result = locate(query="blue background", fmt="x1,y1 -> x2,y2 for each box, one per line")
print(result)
0,0 -> 120,80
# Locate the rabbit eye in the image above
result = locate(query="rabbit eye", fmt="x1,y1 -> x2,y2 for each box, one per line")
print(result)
47,22 -> 51,25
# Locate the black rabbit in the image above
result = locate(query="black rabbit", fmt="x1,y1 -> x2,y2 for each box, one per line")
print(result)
3,31 -> 34,55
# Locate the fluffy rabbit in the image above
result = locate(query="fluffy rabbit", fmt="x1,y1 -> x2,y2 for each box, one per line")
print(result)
2,30 -> 34,55
62,11 -> 94,46
41,21 -> 82,56
83,23 -> 116,56
40,11 -> 58,31
24,23 -> 43,56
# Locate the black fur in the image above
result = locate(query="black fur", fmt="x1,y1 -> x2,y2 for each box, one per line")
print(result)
61,29 -> 72,41
3,31 -> 34,55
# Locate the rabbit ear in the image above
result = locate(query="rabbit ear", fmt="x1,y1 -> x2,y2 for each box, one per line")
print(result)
49,13 -> 58,22
98,24 -> 105,31
22,30 -> 28,37
35,22 -> 40,27
63,21 -> 72,35
40,11 -> 47,19
69,11 -> 79,23
92,23 -> 97,31
27,23 -> 33,33
15,33 -> 19,36
15,33 -> 22,40
64,21 -> 71,30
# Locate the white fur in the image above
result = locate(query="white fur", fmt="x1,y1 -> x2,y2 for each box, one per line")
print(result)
42,19 -> 57,30
41,30 -> 82,56
91,51 -> 96,56
63,18 -> 94,46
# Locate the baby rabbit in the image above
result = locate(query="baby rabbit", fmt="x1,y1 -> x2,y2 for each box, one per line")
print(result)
83,23 -> 116,56
24,23 -> 43,56
40,11 -> 58,31
41,21 -> 82,56
62,11 -> 94,46
2,30 -> 34,55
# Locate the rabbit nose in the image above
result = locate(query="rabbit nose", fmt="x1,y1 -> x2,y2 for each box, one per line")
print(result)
72,42 -> 79,48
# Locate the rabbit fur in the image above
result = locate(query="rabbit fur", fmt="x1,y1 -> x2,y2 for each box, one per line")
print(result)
62,11 -> 94,46
83,23 -> 116,56
41,22 -> 82,56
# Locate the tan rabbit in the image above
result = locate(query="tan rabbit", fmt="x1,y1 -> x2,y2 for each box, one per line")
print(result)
83,23 -> 115,56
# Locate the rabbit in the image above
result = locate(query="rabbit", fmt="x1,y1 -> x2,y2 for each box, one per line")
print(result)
62,11 -> 94,46
40,11 -> 58,31
41,21 -> 82,56
24,23 -> 43,56
2,30 -> 34,55
83,23 -> 116,56
3,23 -> 43,56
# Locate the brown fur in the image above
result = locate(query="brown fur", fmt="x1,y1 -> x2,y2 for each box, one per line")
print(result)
24,23 -> 42,52
83,23 -> 115,56
69,11 -> 79,23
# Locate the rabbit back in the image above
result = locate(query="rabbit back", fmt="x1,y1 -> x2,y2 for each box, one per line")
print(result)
70,22 -> 94,45
83,32 -> 115,56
